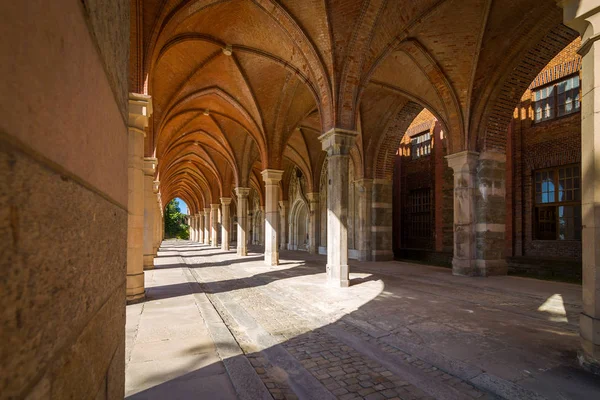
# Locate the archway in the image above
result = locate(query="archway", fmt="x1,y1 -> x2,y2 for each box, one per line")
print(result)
289,200 -> 309,251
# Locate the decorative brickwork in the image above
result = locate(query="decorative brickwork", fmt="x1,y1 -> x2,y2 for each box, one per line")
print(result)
480,26 -> 579,152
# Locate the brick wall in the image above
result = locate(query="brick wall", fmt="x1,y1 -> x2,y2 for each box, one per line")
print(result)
508,39 -> 582,274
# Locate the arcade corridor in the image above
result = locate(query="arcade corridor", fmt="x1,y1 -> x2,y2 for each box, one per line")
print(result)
125,241 -> 599,399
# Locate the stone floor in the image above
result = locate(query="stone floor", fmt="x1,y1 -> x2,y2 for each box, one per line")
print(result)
125,240 -> 600,400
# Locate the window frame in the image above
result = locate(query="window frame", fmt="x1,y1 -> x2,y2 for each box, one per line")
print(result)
532,164 -> 581,241
532,73 -> 581,124
410,131 -> 432,160
405,188 -> 433,245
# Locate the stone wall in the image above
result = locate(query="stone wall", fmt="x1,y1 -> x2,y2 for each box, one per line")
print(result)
0,1 -> 129,398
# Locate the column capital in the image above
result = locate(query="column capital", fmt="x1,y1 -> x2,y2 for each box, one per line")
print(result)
153,180 -> 160,193
129,93 -> 153,134
220,197 -> 232,205
445,151 -> 479,172
306,192 -> 319,202
279,200 -> 289,208
210,203 -> 220,210
560,0 -> 600,38
319,128 -> 358,155
143,157 -> 158,176
235,187 -> 251,197
261,169 -> 284,184
355,178 -> 373,191
204,207 -> 211,213
198,211 -> 204,217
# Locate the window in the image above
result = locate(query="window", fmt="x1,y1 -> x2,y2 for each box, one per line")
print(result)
407,188 -> 432,240
533,74 -> 580,123
410,132 -> 432,159
534,165 -> 581,240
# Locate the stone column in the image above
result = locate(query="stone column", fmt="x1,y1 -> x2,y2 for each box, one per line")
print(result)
198,211 -> 204,243
210,204 -> 219,247
190,215 -> 195,242
371,179 -> 394,261
446,151 -> 506,277
152,181 -> 160,255
279,200 -> 289,251
259,205 -> 265,245
235,188 -> 250,256
221,198 -> 232,251
306,194 -> 319,254
562,1 -> 600,373
355,179 -> 373,261
319,129 -> 357,287
204,208 -> 211,245
262,170 -> 284,266
127,93 -> 152,302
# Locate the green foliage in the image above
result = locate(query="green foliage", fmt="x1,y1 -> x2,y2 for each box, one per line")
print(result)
164,199 -> 190,239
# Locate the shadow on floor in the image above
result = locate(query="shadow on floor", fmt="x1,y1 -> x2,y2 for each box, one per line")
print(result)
127,240 -> 600,400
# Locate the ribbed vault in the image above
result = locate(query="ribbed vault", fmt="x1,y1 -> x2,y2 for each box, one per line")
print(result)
130,0 -> 577,214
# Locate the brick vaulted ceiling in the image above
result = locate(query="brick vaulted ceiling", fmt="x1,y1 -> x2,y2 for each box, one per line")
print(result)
130,0 -> 577,212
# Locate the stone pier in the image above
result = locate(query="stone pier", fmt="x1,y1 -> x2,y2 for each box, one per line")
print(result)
319,129 -> 357,287
307,193 -> 319,254
279,200 -> 289,251
211,204 -> 219,247
204,207 -> 211,245
221,197 -> 232,251
562,0 -> 600,374
446,151 -> 507,277
371,179 -> 394,261
235,188 -> 250,256
262,170 -> 283,266
127,93 -> 152,302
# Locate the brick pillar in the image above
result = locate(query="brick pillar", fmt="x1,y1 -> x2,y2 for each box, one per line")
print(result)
204,208 -> 211,245
319,129 -> 357,287
355,179 -> 373,261
371,179 -> 394,261
221,198 -> 232,251
446,151 -> 507,277
262,170 -> 283,266
127,93 -> 152,303
562,0 -> 600,374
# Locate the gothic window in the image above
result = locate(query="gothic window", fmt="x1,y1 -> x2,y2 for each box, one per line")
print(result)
533,74 -> 580,123
534,165 -> 581,240
410,131 -> 432,159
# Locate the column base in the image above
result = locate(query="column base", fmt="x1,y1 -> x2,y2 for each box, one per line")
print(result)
371,250 -> 393,262
126,292 -> 145,304
237,249 -> 248,256
579,313 -> 600,375
126,272 -> 145,303
452,259 -> 507,277
327,264 -> 350,287
143,254 -> 155,270
578,349 -> 600,375
264,251 -> 279,266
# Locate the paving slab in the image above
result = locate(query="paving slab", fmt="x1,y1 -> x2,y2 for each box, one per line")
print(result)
125,240 -> 600,399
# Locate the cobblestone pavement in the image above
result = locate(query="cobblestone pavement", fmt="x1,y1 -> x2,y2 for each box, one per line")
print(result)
125,240 -> 600,399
